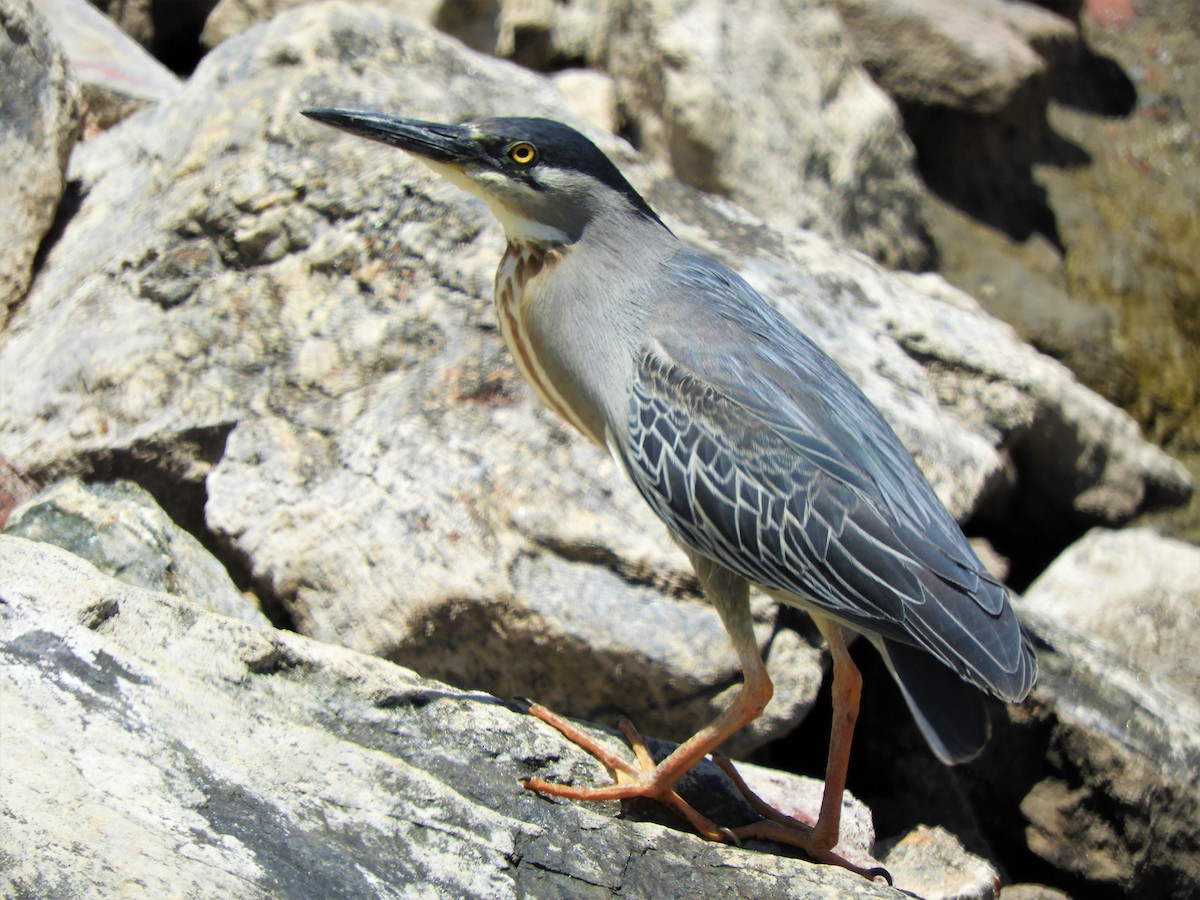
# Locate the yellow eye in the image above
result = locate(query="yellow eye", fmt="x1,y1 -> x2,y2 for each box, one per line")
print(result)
508,142 -> 537,165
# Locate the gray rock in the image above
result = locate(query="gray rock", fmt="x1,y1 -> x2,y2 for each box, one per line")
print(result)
1005,610 -> 1200,896
32,0 -> 182,132
0,0 -> 81,326
1023,527 -> 1200,698
879,825 -> 1000,900
998,886 -> 1071,900
834,0 -> 1077,113
0,534 -> 902,899
201,0 -> 442,48
5,477 -> 269,625
0,4 -> 1188,757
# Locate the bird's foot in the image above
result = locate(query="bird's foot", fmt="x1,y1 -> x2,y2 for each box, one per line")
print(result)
517,699 -> 890,883
518,699 -> 736,842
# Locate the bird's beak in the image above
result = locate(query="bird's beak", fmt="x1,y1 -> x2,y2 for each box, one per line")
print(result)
301,108 -> 480,167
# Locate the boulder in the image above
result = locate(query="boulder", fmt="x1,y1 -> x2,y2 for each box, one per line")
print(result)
0,534 -> 904,898
5,477 -> 269,626
1023,527 -> 1200,698
585,0 -> 935,270
1012,610 -> 1200,896
833,0 -> 1078,114
0,0 -> 81,326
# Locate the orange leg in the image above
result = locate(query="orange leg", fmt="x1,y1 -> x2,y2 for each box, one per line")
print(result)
518,558 -> 887,881
721,619 -> 888,882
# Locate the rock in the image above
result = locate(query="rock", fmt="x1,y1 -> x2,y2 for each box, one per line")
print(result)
879,825 -> 1000,900
733,758 -> 878,867
1012,611 -> 1200,896
87,0 -> 157,49
0,534 -> 903,899
0,4 -> 1188,758
0,0 -> 81,326
32,0 -> 182,132
834,0 -> 1077,113
998,885 -> 1071,900
1023,527 -> 1200,698
550,68 -> 620,134
4,477 -> 268,626
568,0 -> 936,269
201,0 -> 442,48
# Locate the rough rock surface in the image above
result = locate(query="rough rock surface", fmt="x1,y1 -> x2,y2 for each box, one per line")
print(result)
1023,527 -> 1200,698
879,825 -> 1000,900
0,535 -> 898,899
1012,610 -> 1200,896
834,0 -> 1078,114
0,3 -> 1188,758
6,477 -> 268,625
0,0 -> 81,325
32,0 -> 182,133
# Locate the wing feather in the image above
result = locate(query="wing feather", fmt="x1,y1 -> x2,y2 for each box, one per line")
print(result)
616,254 -> 1035,701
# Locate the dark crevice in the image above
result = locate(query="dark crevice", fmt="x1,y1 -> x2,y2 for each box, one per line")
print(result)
28,425 -> 296,632
30,178 -> 85,282
1051,46 -> 1137,116
146,0 -> 221,76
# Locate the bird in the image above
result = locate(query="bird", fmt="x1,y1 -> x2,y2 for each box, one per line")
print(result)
301,108 -> 1037,878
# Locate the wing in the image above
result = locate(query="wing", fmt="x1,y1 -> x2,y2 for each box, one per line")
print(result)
616,253 -> 1035,704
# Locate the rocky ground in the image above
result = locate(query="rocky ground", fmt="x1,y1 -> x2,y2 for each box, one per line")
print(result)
2,1 -> 1197,898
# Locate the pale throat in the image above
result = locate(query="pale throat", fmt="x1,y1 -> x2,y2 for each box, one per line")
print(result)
418,158 -> 571,245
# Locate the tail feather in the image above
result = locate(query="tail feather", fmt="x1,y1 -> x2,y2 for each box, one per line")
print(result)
878,637 -> 992,765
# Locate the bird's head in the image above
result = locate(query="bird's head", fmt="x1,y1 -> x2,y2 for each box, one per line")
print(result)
302,109 -> 665,246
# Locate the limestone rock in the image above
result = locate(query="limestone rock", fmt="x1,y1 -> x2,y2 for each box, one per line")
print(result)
834,0 -> 1078,113
1012,610 -> 1200,895
32,0 -> 182,132
0,535 -> 902,899
879,825 -> 1000,900
201,0 -> 442,48
0,4 -> 1188,757
5,477 -> 268,626
1023,527 -> 1200,698
0,0 -> 81,325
